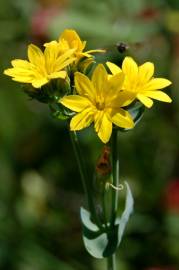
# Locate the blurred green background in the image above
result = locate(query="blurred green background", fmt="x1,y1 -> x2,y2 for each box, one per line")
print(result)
0,0 -> 179,269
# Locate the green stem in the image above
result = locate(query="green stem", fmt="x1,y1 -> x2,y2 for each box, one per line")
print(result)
107,254 -> 116,270
70,130 -> 101,227
110,129 -> 120,226
102,187 -> 107,227
106,130 -> 119,270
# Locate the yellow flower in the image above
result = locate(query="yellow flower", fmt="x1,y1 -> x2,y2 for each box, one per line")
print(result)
57,29 -> 105,63
60,64 -> 134,143
4,41 -> 76,88
106,57 -> 172,108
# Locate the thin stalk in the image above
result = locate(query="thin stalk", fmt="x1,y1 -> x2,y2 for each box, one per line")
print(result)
102,188 -> 108,227
70,130 -> 101,227
106,129 -> 119,270
110,129 -> 120,226
107,254 -> 116,270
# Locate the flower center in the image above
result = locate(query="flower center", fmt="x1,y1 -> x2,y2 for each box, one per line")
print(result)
96,100 -> 105,110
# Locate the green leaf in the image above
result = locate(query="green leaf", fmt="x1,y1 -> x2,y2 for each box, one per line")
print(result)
119,102 -> 145,132
80,182 -> 134,258
116,181 -> 134,245
128,102 -> 145,125
80,207 -> 119,258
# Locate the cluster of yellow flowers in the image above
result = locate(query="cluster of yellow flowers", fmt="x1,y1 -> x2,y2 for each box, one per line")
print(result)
4,29 -> 172,143
4,29 -> 102,88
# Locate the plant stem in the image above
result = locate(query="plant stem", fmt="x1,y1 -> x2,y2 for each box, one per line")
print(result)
106,130 -> 119,270
110,129 -> 120,226
70,130 -> 101,227
102,187 -> 107,227
107,254 -> 116,270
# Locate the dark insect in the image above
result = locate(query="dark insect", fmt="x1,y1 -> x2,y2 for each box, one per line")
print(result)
116,42 -> 129,53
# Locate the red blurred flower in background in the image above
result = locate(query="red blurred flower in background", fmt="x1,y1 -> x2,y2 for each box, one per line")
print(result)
138,7 -> 160,21
31,0 -> 68,44
165,179 -> 179,213
146,267 -> 176,270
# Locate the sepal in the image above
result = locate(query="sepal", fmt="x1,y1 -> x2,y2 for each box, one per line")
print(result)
23,78 -> 71,104
49,103 -> 75,120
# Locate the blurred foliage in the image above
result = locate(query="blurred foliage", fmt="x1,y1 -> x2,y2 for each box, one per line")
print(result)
0,0 -> 179,270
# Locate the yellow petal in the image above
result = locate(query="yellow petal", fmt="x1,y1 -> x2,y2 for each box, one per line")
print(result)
4,58 -> 34,77
75,72 -> 96,102
106,62 -> 122,75
11,76 -> 34,83
59,29 -> 84,51
145,78 -> 172,91
44,40 -> 59,54
94,111 -> 112,143
137,94 -> 153,108
138,62 -> 154,83
48,71 -> 66,79
44,40 -> 58,48
55,57 -> 76,71
60,95 -> 92,112
59,29 -> 80,44
4,67 -> 35,84
110,108 -> 134,129
78,57 -> 94,73
122,56 -> 138,80
28,44 -> 45,67
44,41 -> 60,73
110,91 -> 136,108
11,59 -> 33,69
81,41 -> 87,51
108,72 -> 125,92
92,64 -> 108,95
32,78 -> 49,88
143,90 -> 172,103
81,52 -> 94,58
86,49 -> 105,54
85,49 -> 106,55
70,108 -> 94,130
4,67 -> 32,77
81,50 -> 104,59
55,49 -> 76,67
105,73 -> 125,104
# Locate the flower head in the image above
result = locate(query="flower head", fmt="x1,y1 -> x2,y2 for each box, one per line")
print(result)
57,29 -> 105,63
107,57 -> 172,108
60,64 -> 134,143
4,41 -> 76,88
